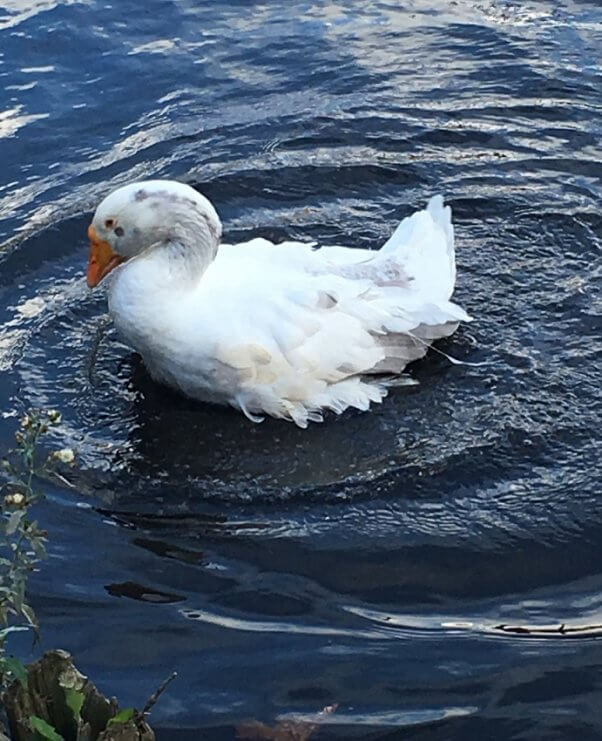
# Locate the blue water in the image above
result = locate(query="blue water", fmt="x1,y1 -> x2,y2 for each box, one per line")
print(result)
1,0 -> 602,738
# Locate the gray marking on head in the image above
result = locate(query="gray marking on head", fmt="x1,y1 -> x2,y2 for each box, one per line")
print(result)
201,213 -> 220,243
170,194 -> 201,209
131,187 -> 221,243
140,190 -> 200,209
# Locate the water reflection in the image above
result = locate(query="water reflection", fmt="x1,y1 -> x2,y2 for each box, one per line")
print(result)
0,104 -> 47,137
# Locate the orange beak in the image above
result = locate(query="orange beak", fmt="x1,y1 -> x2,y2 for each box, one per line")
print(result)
86,225 -> 125,288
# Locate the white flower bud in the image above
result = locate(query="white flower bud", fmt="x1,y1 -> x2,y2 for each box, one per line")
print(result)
4,492 -> 26,507
52,448 -> 75,464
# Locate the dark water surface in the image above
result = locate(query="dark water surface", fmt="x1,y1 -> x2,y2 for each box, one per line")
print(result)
1,0 -> 602,738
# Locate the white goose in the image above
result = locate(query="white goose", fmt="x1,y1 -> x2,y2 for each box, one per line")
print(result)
86,180 -> 470,427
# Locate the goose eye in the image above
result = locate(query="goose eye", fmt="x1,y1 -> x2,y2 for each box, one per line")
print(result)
114,226 -> 124,237
104,219 -> 114,229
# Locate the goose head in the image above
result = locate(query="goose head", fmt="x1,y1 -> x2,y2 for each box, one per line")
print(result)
86,180 -> 222,287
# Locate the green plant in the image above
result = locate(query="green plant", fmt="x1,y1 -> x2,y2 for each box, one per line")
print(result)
0,413 -> 168,740
0,409 -> 73,688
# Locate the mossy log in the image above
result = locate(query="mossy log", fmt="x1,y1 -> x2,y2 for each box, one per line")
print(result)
3,650 -> 154,741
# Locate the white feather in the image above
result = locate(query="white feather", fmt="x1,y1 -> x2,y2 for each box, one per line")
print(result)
91,181 -> 472,427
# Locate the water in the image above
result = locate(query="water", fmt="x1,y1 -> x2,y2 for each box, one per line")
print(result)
1,0 -> 602,737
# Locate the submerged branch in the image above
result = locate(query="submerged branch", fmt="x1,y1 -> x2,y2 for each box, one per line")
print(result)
494,622 -> 602,639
